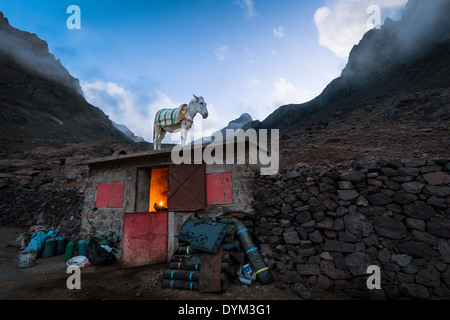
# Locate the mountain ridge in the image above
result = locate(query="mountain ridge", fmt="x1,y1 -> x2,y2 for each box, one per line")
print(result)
0,11 -> 135,156
248,0 -> 450,134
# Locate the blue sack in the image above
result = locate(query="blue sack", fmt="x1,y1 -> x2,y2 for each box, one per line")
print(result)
24,230 -> 56,253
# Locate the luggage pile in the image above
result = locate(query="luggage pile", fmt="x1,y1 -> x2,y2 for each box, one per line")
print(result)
162,213 -> 274,293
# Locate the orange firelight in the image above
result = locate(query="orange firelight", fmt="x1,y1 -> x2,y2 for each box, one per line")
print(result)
149,167 -> 168,213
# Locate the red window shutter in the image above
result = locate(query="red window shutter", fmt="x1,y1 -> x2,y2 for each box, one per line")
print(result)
95,182 -> 124,208
168,164 -> 205,211
206,172 -> 233,205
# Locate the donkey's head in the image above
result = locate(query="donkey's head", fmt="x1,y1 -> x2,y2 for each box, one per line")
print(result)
192,94 -> 209,119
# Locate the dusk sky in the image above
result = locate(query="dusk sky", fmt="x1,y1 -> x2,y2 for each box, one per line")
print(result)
0,0 -> 407,142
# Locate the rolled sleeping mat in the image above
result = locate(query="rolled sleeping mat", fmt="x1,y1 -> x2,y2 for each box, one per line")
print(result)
162,279 -> 199,291
169,261 -> 200,271
176,246 -> 202,255
233,218 -> 274,285
163,270 -> 200,282
169,261 -> 231,272
170,254 -> 202,265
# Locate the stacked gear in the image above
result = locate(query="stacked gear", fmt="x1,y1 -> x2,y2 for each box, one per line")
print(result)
162,214 -> 273,293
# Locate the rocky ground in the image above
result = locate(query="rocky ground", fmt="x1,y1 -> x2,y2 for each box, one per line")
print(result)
0,227 -> 346,301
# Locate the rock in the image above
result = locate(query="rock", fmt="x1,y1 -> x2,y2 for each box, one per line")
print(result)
402,159 -> 426,168
322,198 -> 338,211
397,241 -> 437,258
419,165 -> 442,174
340,171 -> 365,183
293,282 -> 312,300
345,252 -> 372,276
308,230 -> 323,244
415,265 -> 440,287
424,185 -> 450,197
423,171 -> 450,186
281,203 -> 293,215
391,254 -> 412,267
401,182 -> 425,194
338,181 -> 354,190
427,196 -> 446,208
316,275 -> 333,290
295,264 -> 321,276
324,240 -> 355,253
315,217 -> 334,230
319,183 -> 336,193
320,252 -> 333,261
355,195 -> 369,207
284,194 -> 298,204
282,170 -> 301,181
398,167 -> 419,176
343,212 -> 373,237
295,205 -> 310,212
377,248 -> 391,263
337,190 -> 359,201
295,211 -> 312,223
404,218 -> 426,231
443,268 -> 450,287
403,201 -> 435,220
366,193 -> 392,206
438,240 -> 450,263
392,193 -> 417,205
399,284 -> 430,300
381,167 -> 398,177
283,231 -> 300,245
410,230 -> 438,246
373,216 -> 407,239
427,217 -> 450,238
384,180 -> 400,191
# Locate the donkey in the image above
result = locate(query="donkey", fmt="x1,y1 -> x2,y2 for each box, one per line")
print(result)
153,95 -> 209,150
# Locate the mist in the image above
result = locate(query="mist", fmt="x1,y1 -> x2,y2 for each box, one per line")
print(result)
342,0 -> 450,80
0,12 -> 83,95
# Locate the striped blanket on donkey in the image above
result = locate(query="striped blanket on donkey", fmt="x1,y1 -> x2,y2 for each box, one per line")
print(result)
155,104 -> 189,127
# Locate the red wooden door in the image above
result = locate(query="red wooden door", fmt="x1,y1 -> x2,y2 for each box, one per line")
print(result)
121,212 -> 168,268
168,164 -> 206,211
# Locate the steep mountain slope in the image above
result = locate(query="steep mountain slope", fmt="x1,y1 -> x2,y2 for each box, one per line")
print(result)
251,0 -> 450,134
0,12 -> 133,157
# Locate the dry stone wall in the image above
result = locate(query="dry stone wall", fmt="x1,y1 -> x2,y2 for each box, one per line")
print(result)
253,158 -> 450,299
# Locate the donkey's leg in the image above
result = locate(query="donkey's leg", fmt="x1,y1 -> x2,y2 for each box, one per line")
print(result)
180,124 -> 188,147
159,130 -> 167,149
154,125 -> 165,150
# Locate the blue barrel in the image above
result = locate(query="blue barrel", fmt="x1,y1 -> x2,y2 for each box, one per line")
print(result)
42,238 -> 56,257
56,237 -> 68,255
77,240 -> 89,257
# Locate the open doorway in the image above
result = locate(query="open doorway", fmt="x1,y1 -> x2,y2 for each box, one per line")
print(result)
135,166 -> 168,213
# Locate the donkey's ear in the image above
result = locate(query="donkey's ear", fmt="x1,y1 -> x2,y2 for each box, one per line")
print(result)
193,94 -> 199,101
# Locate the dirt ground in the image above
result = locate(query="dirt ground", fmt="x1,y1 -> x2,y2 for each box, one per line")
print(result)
0,227 -> 347,301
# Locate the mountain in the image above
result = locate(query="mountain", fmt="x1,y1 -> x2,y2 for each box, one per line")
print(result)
0,12 -> 134,156
249,0 -> 450,134
113,122 -> 146,142
200,113 -> 253,143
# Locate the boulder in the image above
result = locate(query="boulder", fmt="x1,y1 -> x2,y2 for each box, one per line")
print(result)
373,216 -> 407,239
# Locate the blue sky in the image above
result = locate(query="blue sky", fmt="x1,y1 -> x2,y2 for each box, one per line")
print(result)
0,0 -> 407,143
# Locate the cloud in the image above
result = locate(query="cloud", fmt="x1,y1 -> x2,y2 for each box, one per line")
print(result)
81,80 -> 177,142
235,0 -> 256,19
314,0 -> 407,58
214,44 -> 228,61
273,26 -> 285,38
271,77 -> 316,106
81,80 -> 223,144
